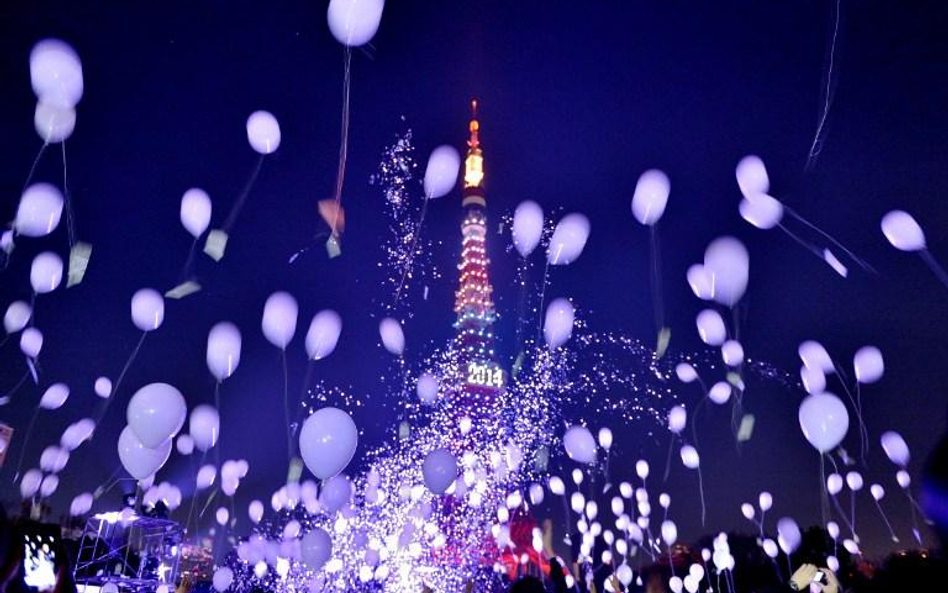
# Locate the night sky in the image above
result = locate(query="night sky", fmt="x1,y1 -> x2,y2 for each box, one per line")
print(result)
2,1 -> 948,558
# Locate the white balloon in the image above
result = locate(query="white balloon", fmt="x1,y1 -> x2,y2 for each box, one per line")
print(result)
16,183 -> 64,237
880,431 -> 910,467
126,382 -> 187,448
40,474 -> 59,497
846,471 -> 864,491
721,339 -> 744,367
94,376 -> 112,398
777,517 -> 801,554
635,460 -> 650,480
212,567 -> 234,592
668,405 -> 687,434
20,469 -> 43,498
4,301 -> 32,334
262,291 -> 298,349
703,236 -> 749,307
180,188 -> 212,238
30,251 -> 63,293
735,155 -> 770,197
416,372 -> 439,405
176,434 -> 194,456
248,499 -> 264,523
759,491 -> 773,512
680,445 -> 700,469
684,575 -> 699,593
529,483 -> 545,505
189,405 -> 220,452
739,194 -> 783,230
598,427 -> 613,450
741,503 -> 755,520
512,200 -> 544,257
631,169 -> 670,226
21,327 -> 44,359
800,365 -> 826,395
870,483 -> 885,501
686,264 -> 713,300
34,101 -> 76,144
70,492 -> 93,516
301,527 -> 333,570
118,425 -> 172,479
661,520 -> 678,546
798,340 -> 835,374
39,446 -> 69,473
131,288 -> 165,331
423,145 -> 461,199
326,0 -> 385,47
30,39 -> 83,109
549,476 -> 565,496
423,449 -> 457,494
548,213 -> 591,265
798,392 -> 850,453
881,210 -> 925,252
305,310 -> 342,360
897,470 -> 911,489
853,346 -> 884,384
207,322 -> 242,381
196,464 -> 216,490
60,418 -> 95,451
708,381 -> 731,405
826,473 -> 843,496
669,576 -> 683,593
379,317 -> 405,355
299,407 -> 358,480
695,309 -> 726,346
675,362 -> 698,383
39,382 -> 70,409
543,297 -> 575,348
246,110 -> 281,154
563,426 -> 597,464
216,506 -> 229,526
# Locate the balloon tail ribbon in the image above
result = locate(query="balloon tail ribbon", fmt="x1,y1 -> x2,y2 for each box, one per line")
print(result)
329,47 -> 352,237
11,406 -> 42,483
535,259 -> 552,342
93,332 -> 148,428
662,435 -> 675,483
920,249 -> 948,289
804,0 -> 841,171
820,454 -> 830,527
696,456 -> 707,526
281,348 -> 293,468
785,208 -> 875,273
392,195 -> 429,308
222,155 -> 265,233
873,498 -> 898,542
61,141 -> 77,248
649,225 -> 666,337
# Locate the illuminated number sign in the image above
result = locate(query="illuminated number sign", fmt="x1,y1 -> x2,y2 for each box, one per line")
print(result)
466,362 -> 505,388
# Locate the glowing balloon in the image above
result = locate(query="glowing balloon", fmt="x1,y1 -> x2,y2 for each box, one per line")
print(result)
319,474 -> 354,512
528,483 -> 544,505
708,382 -> 731,405
661,520 -> 678,546
248,500 -> 264,523
827,473 -> 843,495
675,362 -> 698,383
686,264 -> 713,300
721,339 -> 744,367
301,527 -> 333,570
16,183 -> 64,237
131,288 -> 164,331
34,101 -> 76,144
598,427 -> 613,450
798,392 -> 850,453
126,382 -> 187,448
189,405 -> 220,452
740,503 -> 755,520
881,210 -> 925,252
853,346 -> 884,384
30,251 -> 63,293
21,469 -> 43,498
379,317 -> 405,355
423,448 -> 458,494
196,465 -> 216,490
897,470 -> 911,489
680,445 -> 700,469
30,39 -> 83,109
846,471 -> 864,491
21,327 -> 43,359
549,476 -> 565,495
880,431 -> 910,467
668,405 -> 687,434
563,426 -> 597,464
777,517 -> 801,554
800,365 -> 826,395
180,188 -> 212,238
4,301 -> 31,334
543,297 -> 575,348
70,492 -> 93,516
695,309 -> 726,346
117,426 -> 171,479
735,155 -> 769,197
416,372 -> 439,405
40,474 -> 59,498
60,418 -> 94,451
39,446 -> 68,473
423,145 -> 461,199
326,0 -> 385,47
176,434 -> 194,456
704,237 -> 749,307
631,169 -> 670,226
739,194 -> 783,230
512,200 -> 544,257
94,377 -> 112,398
870,484 -> 885,501
635,460 -> 650,480
246,110 -> 280,154
799,340 -> 834,374
207,322 -> 242,381
305,310 -> 342,360
212,567 -> 234,592
261,291 -> 298,349
548,213 -> 590,265
39,383 -> 69,409
299,407 -> 358,480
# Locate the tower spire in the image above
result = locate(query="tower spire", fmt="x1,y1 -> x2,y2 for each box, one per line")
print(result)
463,99 -> 485,205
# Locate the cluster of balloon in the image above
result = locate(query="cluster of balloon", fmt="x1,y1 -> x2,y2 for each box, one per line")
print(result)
203,110 -> 281,262
665,404 -> 707,525
881,210 -> 948,289
736,154 -> 872,278
880,431 -> 924,544
12,382 -> 70,481
393,144 -> 461,304
299,406 -> 358,480
166,188 -> 213,298
740,491 -> 775,542
2,300 -> 37,403
261,291 -> 300,462
118,383 -> 186,480
631,169 -> 672,355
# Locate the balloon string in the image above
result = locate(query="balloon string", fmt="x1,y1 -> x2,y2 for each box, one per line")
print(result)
61,140 -> 76,247
850,489 -> 858,541
830,357 -> 868,466
873,498 -> 898,542
786,208 -> 875,273
185,449 -> 208,540
904,489 -> 924,544
175,237 -> 200,286
535,259 -> 552,342
222,155 -> 265,232
11,406 -> 42,483
777,221 -> 825,260
328,47 -> 352,237
805,0 -> 841,171
214,381 -> 222,467
662,435 -> 675,482
281,348 -> 293,466
820,454 -> 830,527
2,369 -> 31,402
22,143 -> 48,194
920,249 -> 948,289
392,195 -> 430,307
854,382 -> 868,466
649,226 -> 664,332
514,257 -> 530,352
94,332 -> 148,427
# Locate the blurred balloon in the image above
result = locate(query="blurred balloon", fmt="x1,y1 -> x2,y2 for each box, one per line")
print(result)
326,0 -> 385,47
548,213 -> 590,265
4,301 -> 32,334
631,169 -> 670,226
248,500 -> 264,523
675,363 -> 698,383
299,407 -> 358,480
798,392 -> 849,453
196,465 -> 216,490
680,445 -> 700,469
207,322 -> 242,381
686,264 -> 713,300
695,309 -> 726,346
708,382 -> 731,405
246,111 -> 281,154
563,426 -> 597,464
735,155 -> 769,197
94,377 -> 112,398
30,39 -> 83,109
739,194 -> 783,230
416,373 -> 439,405
180,188 -> 212,238
423,145 -> 461,199
212,567 -> 233,592
34,101 -> 76,144
126,382 -> 186,448
262,291 -> 298,349
703,237 -> 749,307
661,520 -> 678,546
40,474 -> 59,497
118,425 -> 171,479
301,527 -> 333,570
827,473 -> 843,496
70,492 -> 93,516
512,201 -> 544,257
319,474 -> 354,512
131,289 -> 164,331
777,517 -> 801,554
721,339 -> 744,367
668,406 -> 687,434
853,346 -> 884,384
379,317 -> 405,355
39,383 -> 69,409
60,418 -> 94,451
189,405 -> 220,452
16,183 -> 64,237
881,210 -> 925,252
176,434 -> 194,456
543,298 -> 575,348
21,327 -> 43,359
305,310 -> 342,360
846,471 -> 864,491
759,491 -> 773,511
598,427 -> 613,450
20,469 -> 43,498
880,431 -> 910,467
30,251 -> 63,293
